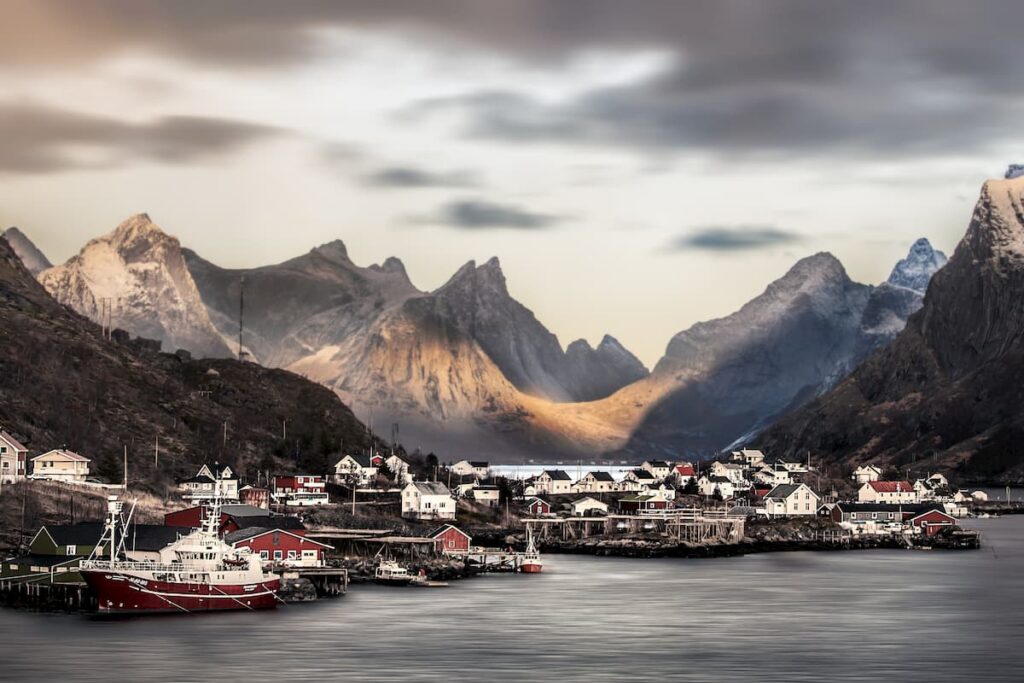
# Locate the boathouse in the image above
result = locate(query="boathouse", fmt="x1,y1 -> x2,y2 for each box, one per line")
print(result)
429,524 -> 472,553
225,528 -> 331,567
909,509 -> 957,536
523,497 -> 551,516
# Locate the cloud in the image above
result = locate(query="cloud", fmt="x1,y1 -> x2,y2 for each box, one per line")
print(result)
672,225 -> 802,251
363,165 -> 478,188
415,199 -> 562,230
0,103 -> 280,174
5,2 -> 1024,162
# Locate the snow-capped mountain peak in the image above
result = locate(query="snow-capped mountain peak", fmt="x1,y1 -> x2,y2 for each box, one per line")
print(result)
886,237 -> 948,292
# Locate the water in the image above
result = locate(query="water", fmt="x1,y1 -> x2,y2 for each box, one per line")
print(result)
490,464 -> 637,480
2,517 -> 1023,682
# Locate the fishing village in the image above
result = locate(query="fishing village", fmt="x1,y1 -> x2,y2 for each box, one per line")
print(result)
0,430 -> 994,616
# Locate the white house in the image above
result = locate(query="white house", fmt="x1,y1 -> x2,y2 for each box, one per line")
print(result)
384,454 -> 414,484
640,460 -> 672,480
534,470 -> 573,495
672,464 -> 696,486
570,496 -> 609,516
710,461 -> 747,484
30,449 -> 90,483
623,469 -> 657,486
858,480 -> 918,504
0,429 -> 28,487
730,449 -> 766,467
852,465 -> 883,484
753,465 -> 791,487
333,454 -> 378,485
179,463 -> 239,501
763,483 -> 820,517
646,482 -> 677,501
401,481 -> 456,520
450,460 -> 490,479
469,485 -> 501,508
571,471 -> 617,494
698,475 -> 737,499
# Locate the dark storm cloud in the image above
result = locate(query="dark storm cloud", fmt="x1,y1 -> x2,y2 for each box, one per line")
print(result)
363,166 -> 478,189
0,103 -> 280,174
5,2 -> 1024,159
417,199 -> 562,230
672,226 -> 801,252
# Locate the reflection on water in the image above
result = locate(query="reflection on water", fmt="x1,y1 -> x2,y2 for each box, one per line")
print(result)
1,518 -> 1023,682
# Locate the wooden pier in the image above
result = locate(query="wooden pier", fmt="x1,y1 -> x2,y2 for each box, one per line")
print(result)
444,548 -> 532,573
525,510 -> 745,544
280,567 -> 349,596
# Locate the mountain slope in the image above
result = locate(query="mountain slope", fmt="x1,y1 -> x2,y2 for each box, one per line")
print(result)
185,240 -> 418,366
0,235 -> 373,485
38,215 -> 231,357
757,174 -> 1024,481
564,335 -> 649,402
1,227 -> 51,275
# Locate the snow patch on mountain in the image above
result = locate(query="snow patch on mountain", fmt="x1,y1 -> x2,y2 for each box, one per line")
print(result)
886,238 -> 948,292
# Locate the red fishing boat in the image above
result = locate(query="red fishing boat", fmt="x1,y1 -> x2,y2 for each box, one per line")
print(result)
520,527 -> 543,574
80,492 -> 280,615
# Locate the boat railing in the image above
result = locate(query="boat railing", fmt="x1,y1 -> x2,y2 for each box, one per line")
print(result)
79,559 -> 212,572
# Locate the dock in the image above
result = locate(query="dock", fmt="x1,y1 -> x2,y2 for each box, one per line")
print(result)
525,509 -> 745,544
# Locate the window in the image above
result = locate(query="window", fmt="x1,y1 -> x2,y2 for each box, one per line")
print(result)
66,545 -> 77,555
287,550 -> 297,560
274,550 -> 283,561
260,550 -> 269,560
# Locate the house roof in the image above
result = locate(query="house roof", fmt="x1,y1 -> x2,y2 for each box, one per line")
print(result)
428,524 -> 472,540
908,509 -> 956,523
587,471 -> 616,482
409,481 -> 452,496
675,464 -> 696,476
644,460 -> 670,468
466,461 -> 489,468
208,463 -> 236,479
3,554 -> 82,569
854,464 -> 883,472
523,496 -> 549,507
32,449 -> 89,462
867,480 -> 914,493
225,527 -> 331,547
834,502 -> 943,515
571,496 -> 606,506
36,523 -> 104,547
179,474 -> 216,485
630,469 -> 655,480
220,504 -> 273,518
542,470 -> 572,481
620,494 -> 656,503
338,453 -> 375,468
765,484 -> 815,500
707,475 -> 733,484
0,430 -> 27,452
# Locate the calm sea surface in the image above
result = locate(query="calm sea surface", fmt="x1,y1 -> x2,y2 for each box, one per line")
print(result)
1,516 -> 1023,682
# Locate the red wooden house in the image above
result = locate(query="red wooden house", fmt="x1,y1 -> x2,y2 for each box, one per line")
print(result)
909,509 -> 957,536
523,497 -> 551,516
429,524 -> 472,554
273,474 -> 326,494
225,528 -> 332,567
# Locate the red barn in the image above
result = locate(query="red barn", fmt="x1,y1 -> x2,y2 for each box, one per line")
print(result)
619,494 -> 669,513
523,497 -> 551,516
225,528 -> 332,567
429,524 -> 472,554
910,509 -> 957,536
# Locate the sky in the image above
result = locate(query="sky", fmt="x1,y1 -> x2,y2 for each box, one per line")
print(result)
1,1 -> 1021,367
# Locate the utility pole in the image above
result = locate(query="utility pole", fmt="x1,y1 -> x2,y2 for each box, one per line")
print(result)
238,275 -> 246,361
282,419 -> 287,441
123,445 -> 128,491
154,435 -> 160,469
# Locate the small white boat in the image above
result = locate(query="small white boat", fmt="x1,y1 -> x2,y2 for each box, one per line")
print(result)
374,560 -> 415,586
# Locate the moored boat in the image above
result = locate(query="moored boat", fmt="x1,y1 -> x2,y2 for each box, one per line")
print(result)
520,527 -> 543,574
374,560 -> 415,586
79,493 -> 280,615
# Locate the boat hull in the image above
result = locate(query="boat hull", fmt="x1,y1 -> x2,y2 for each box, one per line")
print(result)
82,570 -> 280,614
520,561 -> 543,574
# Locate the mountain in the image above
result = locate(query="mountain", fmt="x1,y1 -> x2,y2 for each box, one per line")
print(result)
38,214 -> 231,357
425,257 -> 648,402
1,227 -> 51,275
184,240 -> 418,366
855,238 -> 947,356
757,173 -> 1024,481
563,335 -> 648,402
608,253 -> 874,457
0,234 -> 373,485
